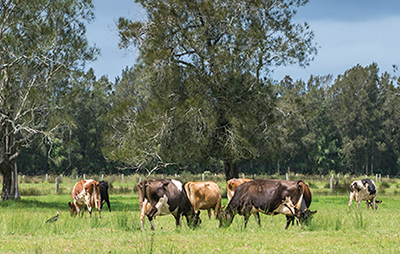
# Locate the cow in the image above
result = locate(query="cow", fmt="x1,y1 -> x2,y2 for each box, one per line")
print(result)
184,181 -> 222,219
68,179 -> 101,218
99,181 -> 111,212
138,179 -> 201,231
348,179 -> 379,211
226,178 -> 253,201
218,179 -> 317,229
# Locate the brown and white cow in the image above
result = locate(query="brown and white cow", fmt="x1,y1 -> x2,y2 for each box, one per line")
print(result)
138,179 -> 201,231
68,179 -> 101,218
226,178 -> 253,201
219,179 -> 316,229
184,181 -> 222,219
348,179 -> 379,211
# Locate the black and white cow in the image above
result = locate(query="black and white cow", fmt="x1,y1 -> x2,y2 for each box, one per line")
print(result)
138,179 -> 201,231
348,179 -> 379,210
219,179 -> 316,229
99,181 -> 111,212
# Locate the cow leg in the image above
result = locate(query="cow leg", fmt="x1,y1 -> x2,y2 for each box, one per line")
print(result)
174,214 -> 182,228
285,215 -> 293,230
88,205 -> 92,218
148,217 -> 156,231
147,206 -> 159,231
253,212 -> 261,227
207,209 -> 212,220
356,200 -> 361,211
107,201 -> 111,212
243,214 -> 250,229
348,192 -> 355,211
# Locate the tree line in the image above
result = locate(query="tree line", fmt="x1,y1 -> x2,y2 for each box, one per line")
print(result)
1,0 -> 399,200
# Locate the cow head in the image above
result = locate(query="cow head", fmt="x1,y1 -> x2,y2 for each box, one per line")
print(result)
68,202 -> 78,217
218,210 -> 234,228
186,210 -> 202,229
299,209 -> 317,226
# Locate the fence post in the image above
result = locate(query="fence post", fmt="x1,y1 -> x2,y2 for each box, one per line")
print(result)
379,174 -> 381,182
46,174 -> 48,182
330,174 -> 334,193
376,174 -> 378,183
162,174 -> 164,179
122,174 -> 124,183
202,173 -> 204,182
242,173 -> 245,179
102,174 -> 104,180
83,174 -> 86,180
286,173 -> 289,181
55,177 -> 59,193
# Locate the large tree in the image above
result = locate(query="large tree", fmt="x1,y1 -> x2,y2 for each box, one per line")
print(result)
113,0 -> 317,180
0,0 -> 97,200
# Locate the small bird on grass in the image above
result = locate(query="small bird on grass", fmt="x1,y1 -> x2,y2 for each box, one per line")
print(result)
46,210 -> 60,223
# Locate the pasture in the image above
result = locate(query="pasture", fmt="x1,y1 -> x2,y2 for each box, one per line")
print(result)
1,175 -> 400,253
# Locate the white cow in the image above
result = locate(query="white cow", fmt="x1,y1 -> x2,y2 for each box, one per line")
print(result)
348,179 -> 378,211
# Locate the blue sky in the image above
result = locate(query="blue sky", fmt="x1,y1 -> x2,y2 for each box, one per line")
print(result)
86,0 -> 400,82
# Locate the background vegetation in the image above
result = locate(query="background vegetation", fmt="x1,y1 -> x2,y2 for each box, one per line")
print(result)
1,0 -> 399,200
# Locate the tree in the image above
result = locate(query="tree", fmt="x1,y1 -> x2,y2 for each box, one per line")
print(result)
0,0 -> 97,200
114,0 -> 317,180
330,64 -> 381,174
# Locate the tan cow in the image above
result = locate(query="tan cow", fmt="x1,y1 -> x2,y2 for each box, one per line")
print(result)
184,181 -> 222,219
226,178 -> 253,201
68,179 -> 101,218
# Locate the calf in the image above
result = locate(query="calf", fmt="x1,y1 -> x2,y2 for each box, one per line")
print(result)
184,181 -> 222,219
226,178 -> 252,201
99,181 -> 111,212
219,179 -> 316,229
138,179 -> 201,231
68,179 -> 101,218
348,179 -> 378,211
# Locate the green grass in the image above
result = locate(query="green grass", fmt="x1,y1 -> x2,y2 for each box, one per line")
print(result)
1,178 -> 400,253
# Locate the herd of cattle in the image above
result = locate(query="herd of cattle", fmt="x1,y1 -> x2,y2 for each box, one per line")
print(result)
67,177 -> 380,230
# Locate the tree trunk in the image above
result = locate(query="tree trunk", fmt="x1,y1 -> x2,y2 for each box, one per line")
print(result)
0,160 -> 20,201
224,159 -> 238,181
277,159 -> 280,175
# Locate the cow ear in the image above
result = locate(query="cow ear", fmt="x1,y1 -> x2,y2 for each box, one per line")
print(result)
311,210 -> 317,215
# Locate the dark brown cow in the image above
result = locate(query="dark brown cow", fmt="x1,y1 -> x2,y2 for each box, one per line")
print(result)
184,181 -> 222,219
226,178 -> 253,201
219,179 -> 316,229
138,179 -> 201,231
68,179 -> 101,218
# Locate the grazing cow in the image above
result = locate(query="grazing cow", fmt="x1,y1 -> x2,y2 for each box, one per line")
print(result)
348,179 -> 379,211
138,179 -> 201,231
184,181 -> 222,219
68,179 -> 101,218
226,178 -> 253,201
99,181 -> 111,212
219,179 -> 317,229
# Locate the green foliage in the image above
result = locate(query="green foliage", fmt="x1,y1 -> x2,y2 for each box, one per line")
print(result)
110,0 -> 317,179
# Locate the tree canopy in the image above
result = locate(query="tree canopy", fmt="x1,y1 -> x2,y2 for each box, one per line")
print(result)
0,0 -> 97,199
109,0 -> 317,180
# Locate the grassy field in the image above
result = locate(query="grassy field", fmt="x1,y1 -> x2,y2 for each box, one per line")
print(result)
1,176 -> 400,253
